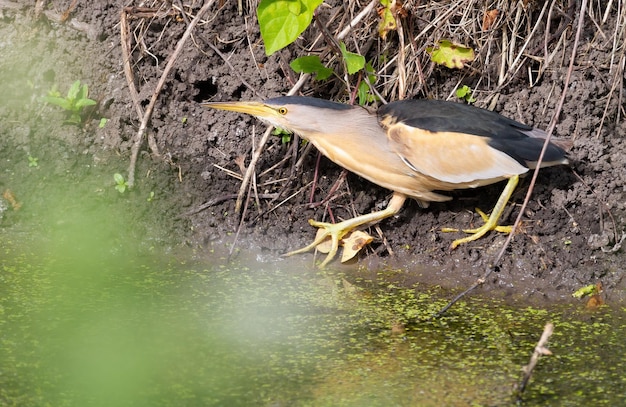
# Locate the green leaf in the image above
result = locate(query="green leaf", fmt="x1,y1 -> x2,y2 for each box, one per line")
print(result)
377,0 -> 396,39
426,40 -> 475,69
357,81 -> 370,106
75,98 -> 97,108
290,55 -> 334,80
357,81 -> 379,106
66,113 -> 82,124
365,62 -> 376,81
357,62 -> 378,106
42,96 -> 73,110
28,155 -> 38,167
339,42 -> 365,75
257,0 -> 323,56
47,84 -> 61,98
114,173 -> 128,193
67,80 -> 82,101
272,127 -> 292,143
77,84 -> 89,101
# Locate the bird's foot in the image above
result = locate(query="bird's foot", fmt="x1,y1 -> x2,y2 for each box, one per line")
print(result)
442,175 -> 519,249
284,193 -> 406,267
283,219 -> 373,268
443,208 -> 512,249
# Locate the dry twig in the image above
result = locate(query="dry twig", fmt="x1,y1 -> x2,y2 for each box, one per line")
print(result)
515,322 -> 555,401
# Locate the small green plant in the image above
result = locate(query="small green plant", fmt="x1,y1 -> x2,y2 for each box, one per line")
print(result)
290,45 -> 369,83
99,118 -> 108,128
114,173 -> 129,193
42,80 -> 97,124
273,127 -> 292,144
147,191 -> 155,202
456,85 -> 476,104
27,155 -> 38,167
46,83 -> 61,98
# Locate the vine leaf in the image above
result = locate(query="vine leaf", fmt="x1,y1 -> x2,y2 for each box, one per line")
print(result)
257,0 -> 323,55
290,55 -> 334,80
339,42 -> 365,75
377,0 -> 396,39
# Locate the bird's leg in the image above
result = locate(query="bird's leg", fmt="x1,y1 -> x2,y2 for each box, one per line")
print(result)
285,193 -> 407,267
445,175 -> 519,249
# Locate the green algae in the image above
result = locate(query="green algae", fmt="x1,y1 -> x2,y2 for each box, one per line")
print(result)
2,229 -> 626,406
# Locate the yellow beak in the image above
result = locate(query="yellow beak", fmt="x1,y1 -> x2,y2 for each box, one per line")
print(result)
201,101 -> 279,120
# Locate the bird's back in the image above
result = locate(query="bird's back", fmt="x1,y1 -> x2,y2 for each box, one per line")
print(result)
378,99 -> 569,168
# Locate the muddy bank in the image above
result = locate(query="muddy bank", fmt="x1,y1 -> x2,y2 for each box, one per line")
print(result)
1,1 -> 624,303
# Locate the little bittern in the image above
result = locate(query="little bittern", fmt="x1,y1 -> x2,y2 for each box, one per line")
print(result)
203,96 -> 568,267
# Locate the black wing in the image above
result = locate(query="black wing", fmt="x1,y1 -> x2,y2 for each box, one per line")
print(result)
378,99 -> 567,165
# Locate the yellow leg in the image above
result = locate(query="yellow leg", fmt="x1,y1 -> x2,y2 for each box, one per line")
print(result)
285,193 -> 407,267
445,175 -> 519,249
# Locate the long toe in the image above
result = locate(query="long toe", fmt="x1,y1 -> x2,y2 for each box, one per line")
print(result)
284,229 -> 331,257
283,220 -> 346,267
450,223 -> 494,249
450,215 -> 512,249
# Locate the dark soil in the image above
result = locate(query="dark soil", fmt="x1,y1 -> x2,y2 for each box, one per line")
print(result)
1,1 -> 625,304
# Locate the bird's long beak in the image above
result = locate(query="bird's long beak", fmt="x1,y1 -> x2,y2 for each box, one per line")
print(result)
201,101 -> 278,120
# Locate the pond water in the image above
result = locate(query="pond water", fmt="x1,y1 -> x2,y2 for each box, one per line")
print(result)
1,177 -> 625,407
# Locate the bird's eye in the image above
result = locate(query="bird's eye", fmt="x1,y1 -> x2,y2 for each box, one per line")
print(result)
278,107 -> 288,115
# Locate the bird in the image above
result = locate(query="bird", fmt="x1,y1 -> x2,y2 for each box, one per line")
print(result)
202,96 -> 569,267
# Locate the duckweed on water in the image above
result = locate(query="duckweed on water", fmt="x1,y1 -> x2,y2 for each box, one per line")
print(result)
1,229 -> 625,406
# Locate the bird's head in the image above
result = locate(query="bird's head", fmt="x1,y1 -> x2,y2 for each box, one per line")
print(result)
202,96 -> 358,137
